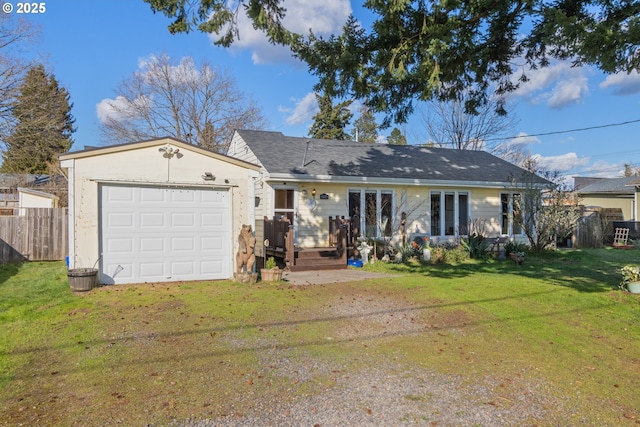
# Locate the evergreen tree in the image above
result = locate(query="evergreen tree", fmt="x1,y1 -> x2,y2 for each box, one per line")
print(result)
148,0 -> 640,125
351,107 -> 378,143
622,163 -> 640,177
308,92 -> 353,140
387,127 -> 407,145
2,64 -> 75,174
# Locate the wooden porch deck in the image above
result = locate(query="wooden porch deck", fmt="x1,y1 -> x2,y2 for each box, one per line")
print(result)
263,217 -> 350,272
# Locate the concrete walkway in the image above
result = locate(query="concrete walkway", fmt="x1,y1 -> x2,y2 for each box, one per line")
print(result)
282,268 -> 394,285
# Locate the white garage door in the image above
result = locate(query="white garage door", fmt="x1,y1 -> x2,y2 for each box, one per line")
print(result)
99,184 -> 231,284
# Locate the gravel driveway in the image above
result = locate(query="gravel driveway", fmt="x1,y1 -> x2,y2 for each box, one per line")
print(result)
171,286 -> 579,427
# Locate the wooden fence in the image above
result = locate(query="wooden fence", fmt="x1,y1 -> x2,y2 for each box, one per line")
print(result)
0,208 -> 68,263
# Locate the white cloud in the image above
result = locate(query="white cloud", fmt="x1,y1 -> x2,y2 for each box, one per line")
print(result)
138,54 -> 212,85
96,95 -> 148,123
280,92 -> 318,125
220,0 -> 352,65
599,70 -> 640,95
531,152 -> 589,173
545,75 -> 589,108
511,62 -> 589,108
503,132 -> 540,148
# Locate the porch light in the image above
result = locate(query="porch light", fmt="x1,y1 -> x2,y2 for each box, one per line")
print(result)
202,172 -> 215,181
312,188 -> 316,198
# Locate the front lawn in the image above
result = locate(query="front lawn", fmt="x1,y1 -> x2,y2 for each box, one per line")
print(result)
1,249 -> 639,426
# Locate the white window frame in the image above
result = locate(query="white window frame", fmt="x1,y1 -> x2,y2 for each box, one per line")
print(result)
429,191 -> 470,237
348,188 -> 395,239
272,185 -> 299,239
500,192 -> 524,236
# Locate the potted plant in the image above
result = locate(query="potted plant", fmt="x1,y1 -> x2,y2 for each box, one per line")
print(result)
620,264 -> 640,293
261,257 -> 283,282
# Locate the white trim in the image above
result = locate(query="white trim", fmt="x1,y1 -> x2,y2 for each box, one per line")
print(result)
17,187 -> 59,200
500,192 -> 525,236
88,178 -> 236,190
429,190 -> 470,237
66,160 -> 75,269
248,170 -> 260,231
347,187 -> 396,239
271,184 -> 299,240
266,174 -> 531,189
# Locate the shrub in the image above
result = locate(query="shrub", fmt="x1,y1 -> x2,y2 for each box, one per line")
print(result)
504,241 -> 529,256
430,242 -> 469,264
460,233 -> 490,259
396,241 -> 423,262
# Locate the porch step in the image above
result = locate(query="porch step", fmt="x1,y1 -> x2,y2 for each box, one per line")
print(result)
290,263 -> 347,272
290,247 -> 347,272
296,247 -> 342,259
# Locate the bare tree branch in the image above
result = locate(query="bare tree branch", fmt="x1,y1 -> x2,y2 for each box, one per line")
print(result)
99,53 -> 267,152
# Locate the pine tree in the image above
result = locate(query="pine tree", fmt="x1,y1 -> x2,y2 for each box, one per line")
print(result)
351,107 -> 378,143
2,64 -> 75,174
387,127 -> 407,145
308,92 -> 353,140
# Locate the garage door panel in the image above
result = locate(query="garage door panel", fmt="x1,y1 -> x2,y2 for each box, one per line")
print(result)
172,190 -> 196,203
140,212 -> 165,227
100,184 -> 231,284
171,261 -> 195,275
103,262 -> 134,281
140,261 -> 165,277
202,212 -> 223,227
171,212 -> 196,227
140,187 -> 166,202
171,236 -> 195,251
107,212 -> 134,228
106,186 -> 135,202
140,237 -> 165,252
107,238 -> 134,254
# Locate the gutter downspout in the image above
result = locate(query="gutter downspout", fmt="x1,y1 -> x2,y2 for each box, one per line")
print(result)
60,159 -> 75,269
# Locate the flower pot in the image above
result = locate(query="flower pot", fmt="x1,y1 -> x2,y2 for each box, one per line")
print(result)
626,281 -> 640,294
260,268 -> 282,282
68,268 -> 98,292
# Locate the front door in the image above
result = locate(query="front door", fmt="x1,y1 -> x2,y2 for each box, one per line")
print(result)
273,187 -> 298,240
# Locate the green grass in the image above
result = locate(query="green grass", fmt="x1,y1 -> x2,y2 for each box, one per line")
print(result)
1,249 -> 639,425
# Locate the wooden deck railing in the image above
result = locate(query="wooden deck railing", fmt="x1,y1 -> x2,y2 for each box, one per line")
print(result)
263,217 -> 295,268
263,216 -> 350,269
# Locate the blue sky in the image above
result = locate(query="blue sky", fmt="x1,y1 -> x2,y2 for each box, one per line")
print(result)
17,0 -> 640,180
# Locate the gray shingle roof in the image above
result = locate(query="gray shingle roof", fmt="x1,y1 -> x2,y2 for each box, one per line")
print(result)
236,130 -> 547,184
576,176 -> 640,194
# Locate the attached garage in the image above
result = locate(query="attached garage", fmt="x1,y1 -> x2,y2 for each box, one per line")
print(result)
60,137 -> 260,285
100,184 -> 231,284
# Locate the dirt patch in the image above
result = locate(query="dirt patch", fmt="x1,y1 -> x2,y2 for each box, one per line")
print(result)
0,282 -> 600,426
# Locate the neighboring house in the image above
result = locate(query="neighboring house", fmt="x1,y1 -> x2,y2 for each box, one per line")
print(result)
17,187 -> 59,215
0,174 -> 65,214
575,176 -> 640,220
59,137 -> 260,285
227,129 -> 548,264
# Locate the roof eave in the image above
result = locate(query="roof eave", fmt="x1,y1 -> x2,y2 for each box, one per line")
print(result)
265,173 -> 534,189
58,137 -> 260,171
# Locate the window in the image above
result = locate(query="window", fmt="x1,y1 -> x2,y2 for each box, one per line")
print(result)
430,193 -> 440,236
458,193 -> 469,235
274,188 -> 295,223
430,191 -> 469,236
501,193 -> 523,235
349,189 -> 394,238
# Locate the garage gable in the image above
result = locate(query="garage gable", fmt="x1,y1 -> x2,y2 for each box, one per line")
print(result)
60,137 -> 260,285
